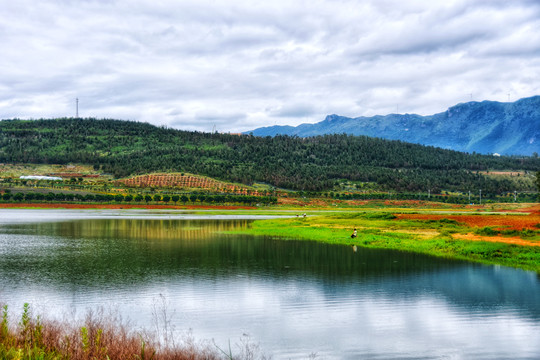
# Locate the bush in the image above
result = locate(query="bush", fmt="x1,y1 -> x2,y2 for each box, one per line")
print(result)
475,227 -> 499,236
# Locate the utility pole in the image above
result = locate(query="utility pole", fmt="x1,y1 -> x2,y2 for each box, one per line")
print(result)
468,190 -> 471,203
76,98 -> 79,118
479,189 -> 482,205
514,190 -> 517,202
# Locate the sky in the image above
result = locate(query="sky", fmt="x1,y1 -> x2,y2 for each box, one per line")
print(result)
1,0 -> 540,133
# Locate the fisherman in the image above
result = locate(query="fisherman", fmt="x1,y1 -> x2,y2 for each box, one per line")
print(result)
351,228 -> 357,238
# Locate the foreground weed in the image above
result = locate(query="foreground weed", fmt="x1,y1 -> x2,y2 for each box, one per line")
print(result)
1,302 -> 265,359
1,305 -> 8,342
136,335 -> 156,360
80,327 -> 89,353
19,303 -> 31,345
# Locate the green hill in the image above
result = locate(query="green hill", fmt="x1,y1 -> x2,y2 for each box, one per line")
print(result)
0,118 -> 539,195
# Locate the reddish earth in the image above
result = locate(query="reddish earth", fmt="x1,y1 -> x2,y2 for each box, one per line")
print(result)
396,213 -> 540,230
507,203 -> 540,214
277,197 -> 343,206
278,198 -> 480,208
452,233 -> 540,247
0,203 -> 256,210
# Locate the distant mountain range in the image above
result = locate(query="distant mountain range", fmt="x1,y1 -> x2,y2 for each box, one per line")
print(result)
247,96 -> 540,155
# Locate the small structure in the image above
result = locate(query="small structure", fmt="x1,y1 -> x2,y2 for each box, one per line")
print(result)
19,175 -> 63,181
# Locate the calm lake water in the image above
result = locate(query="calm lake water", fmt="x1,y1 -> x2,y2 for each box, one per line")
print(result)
1,209 -> 539,359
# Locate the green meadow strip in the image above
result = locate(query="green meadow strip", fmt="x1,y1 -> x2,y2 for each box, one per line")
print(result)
230,215 -> 540,273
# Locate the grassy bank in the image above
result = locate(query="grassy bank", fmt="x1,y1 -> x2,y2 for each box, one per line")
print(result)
0,303 -> 266,360
232,211 -> 540,273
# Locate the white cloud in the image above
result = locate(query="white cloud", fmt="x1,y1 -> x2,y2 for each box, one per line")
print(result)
1,0 -> 539,131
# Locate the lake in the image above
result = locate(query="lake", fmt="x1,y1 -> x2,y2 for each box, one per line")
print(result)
1,209 -> 539,359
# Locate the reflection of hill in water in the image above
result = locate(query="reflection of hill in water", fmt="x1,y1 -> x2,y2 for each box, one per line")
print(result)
35,218 -> 251,243
1,218 -> 539,318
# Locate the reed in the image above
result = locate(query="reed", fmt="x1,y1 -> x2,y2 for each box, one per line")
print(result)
0,303 -> 267,360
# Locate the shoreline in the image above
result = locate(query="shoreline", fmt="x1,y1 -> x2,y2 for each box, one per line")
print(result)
230,211 -> 540,273
1,201 -> 538,272
0,202 -> 256,210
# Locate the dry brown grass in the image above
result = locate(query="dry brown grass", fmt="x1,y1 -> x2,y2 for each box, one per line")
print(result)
0,303 -> 266,360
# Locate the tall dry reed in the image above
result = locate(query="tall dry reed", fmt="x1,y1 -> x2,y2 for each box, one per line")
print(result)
0,302 -> 267,360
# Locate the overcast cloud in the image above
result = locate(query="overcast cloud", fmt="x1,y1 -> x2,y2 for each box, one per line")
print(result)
1,0 -> 539,132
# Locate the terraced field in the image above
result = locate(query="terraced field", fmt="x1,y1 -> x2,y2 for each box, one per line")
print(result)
116,173 -> 264,195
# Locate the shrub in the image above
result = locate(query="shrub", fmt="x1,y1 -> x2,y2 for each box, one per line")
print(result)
475,227 -> 499,236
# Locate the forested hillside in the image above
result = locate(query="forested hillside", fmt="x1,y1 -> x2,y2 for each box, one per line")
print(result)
1,118 -> 539,194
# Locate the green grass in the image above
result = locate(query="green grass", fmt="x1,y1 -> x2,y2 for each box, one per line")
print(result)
230,214 -> 540,273
474,226 -> 540,239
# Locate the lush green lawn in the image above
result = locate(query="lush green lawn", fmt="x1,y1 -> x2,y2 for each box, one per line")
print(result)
230,211 -> 540,273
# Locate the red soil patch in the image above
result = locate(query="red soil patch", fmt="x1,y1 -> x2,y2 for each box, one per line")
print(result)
453,233 -> 540,247
276,198 -> 464,208
277,197 -> 339,207
396,213 -> 540,231
0,203 -> 256,210
507,203 -> 540,215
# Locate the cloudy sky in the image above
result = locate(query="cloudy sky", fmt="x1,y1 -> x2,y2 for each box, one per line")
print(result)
1,0 -> 539,132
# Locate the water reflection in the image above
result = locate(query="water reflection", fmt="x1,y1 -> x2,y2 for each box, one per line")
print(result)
5,218 -> 250,241
0,218 -> 459,287
1,218 -> 539,309
0,213 -> 539,359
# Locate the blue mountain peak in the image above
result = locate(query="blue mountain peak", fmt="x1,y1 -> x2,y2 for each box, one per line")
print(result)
247,96 -> 540,155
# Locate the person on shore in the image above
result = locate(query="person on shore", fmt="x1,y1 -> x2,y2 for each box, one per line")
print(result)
351,228 -> 357,238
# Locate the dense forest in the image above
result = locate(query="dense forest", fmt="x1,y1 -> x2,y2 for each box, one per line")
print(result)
1,118 -> 539,195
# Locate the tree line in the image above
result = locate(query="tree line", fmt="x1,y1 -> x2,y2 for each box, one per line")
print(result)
0,189 -> 277,206
1,118 -> 539,194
